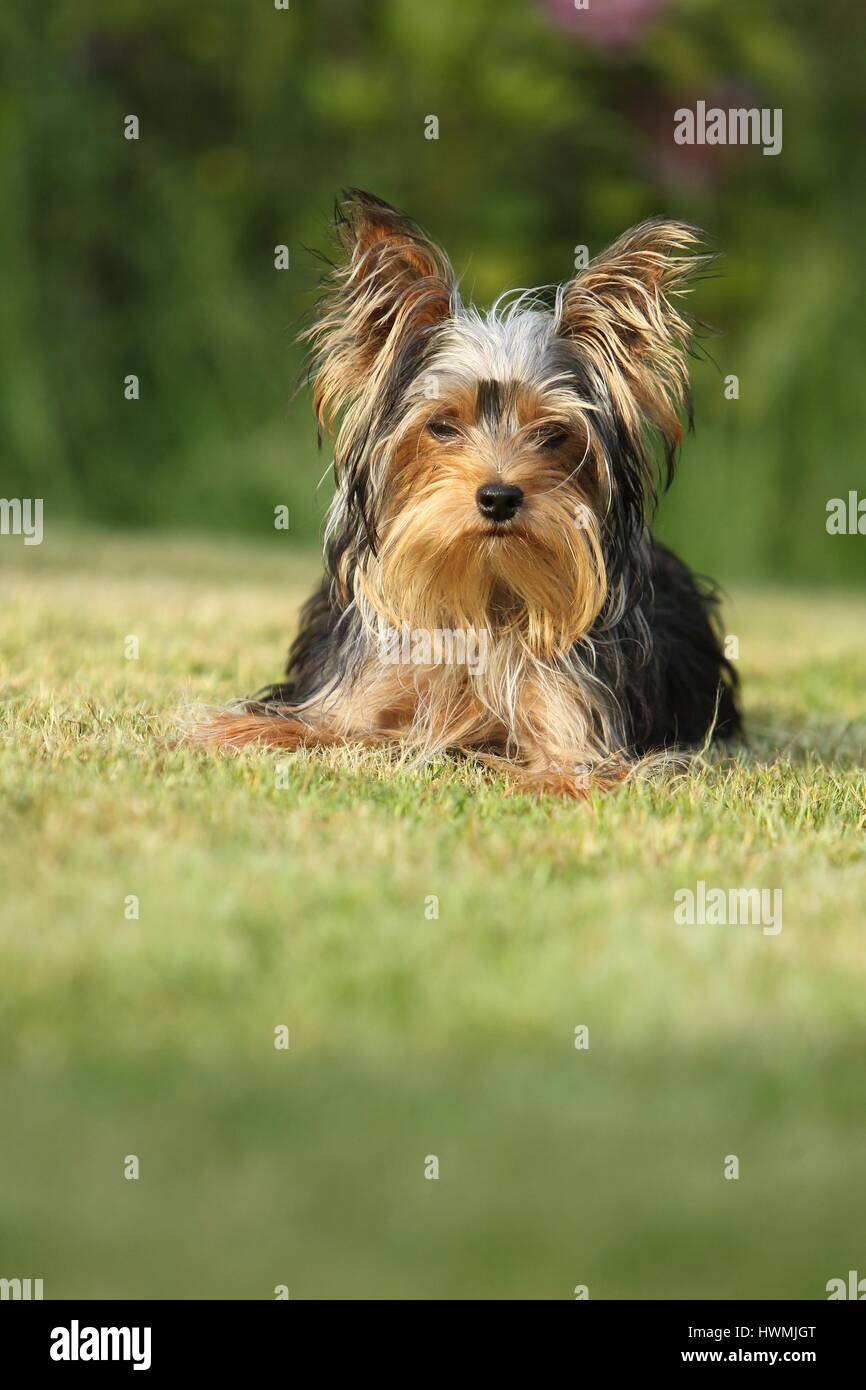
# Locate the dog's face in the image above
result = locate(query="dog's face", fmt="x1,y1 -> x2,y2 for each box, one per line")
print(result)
368,335 -> 608,657
308,191 -> 702,657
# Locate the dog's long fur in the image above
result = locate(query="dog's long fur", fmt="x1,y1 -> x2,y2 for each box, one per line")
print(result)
196,190 -> 740,797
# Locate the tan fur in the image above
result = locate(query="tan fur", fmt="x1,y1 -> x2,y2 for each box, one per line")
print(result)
193,199 -> 704,796
558,219 -> 704,467
305,199 -> 454,437
357,382 -> 607,659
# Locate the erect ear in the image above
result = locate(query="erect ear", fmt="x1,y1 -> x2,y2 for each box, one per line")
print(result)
305,190 -> 455,432
557,219 -> 708,472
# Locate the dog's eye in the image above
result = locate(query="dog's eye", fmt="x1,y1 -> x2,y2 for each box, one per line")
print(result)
427,418 -> 461,442
536,424 -> 569,450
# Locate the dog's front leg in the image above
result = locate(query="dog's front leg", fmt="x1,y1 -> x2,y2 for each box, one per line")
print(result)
494,670 -> 633,798
189,704 -> 381,753
190,659 -> 425,754
502,759 -> 630,799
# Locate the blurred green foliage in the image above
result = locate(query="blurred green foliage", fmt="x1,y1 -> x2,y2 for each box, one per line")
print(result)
1,0 -> 864,582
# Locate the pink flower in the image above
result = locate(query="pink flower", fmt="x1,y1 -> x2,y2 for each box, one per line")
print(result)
540,0 -> 670,50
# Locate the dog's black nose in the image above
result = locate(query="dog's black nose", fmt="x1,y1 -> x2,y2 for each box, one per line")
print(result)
476,483 -> 524,523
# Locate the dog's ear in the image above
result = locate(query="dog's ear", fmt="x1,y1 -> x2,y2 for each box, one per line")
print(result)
305,190 -> 455,433
557,219 -> 708,468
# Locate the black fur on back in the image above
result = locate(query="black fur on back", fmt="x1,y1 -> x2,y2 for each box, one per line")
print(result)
636,540 -> 740,751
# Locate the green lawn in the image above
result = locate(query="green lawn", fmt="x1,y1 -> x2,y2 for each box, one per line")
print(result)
1,530 -> 865,1300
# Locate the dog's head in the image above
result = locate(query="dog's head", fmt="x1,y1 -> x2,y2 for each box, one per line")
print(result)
307,190 -> 706,656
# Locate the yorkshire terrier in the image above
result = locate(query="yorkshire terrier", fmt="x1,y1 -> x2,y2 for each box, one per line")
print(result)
198,190 -> 740,797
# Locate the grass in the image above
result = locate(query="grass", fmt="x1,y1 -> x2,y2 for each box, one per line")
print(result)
1,528 -> 865,1300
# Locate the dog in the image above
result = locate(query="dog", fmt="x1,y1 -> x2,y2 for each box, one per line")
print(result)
198,190 -> 740,797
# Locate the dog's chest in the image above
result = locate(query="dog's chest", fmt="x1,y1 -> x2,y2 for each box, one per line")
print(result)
350,641 -> 588,755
